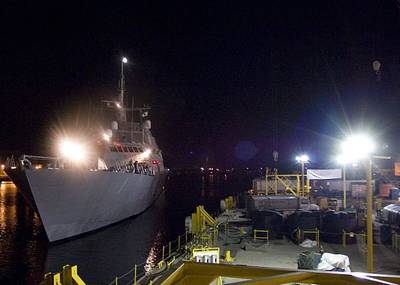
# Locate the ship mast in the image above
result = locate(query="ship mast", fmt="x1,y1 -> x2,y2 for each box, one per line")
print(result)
119,56 -> 128,121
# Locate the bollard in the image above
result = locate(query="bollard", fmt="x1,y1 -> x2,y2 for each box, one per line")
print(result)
224,250 -> 234,262
41,272 -> 53,285
62,265 -> 72,285
54,273 -> 62,285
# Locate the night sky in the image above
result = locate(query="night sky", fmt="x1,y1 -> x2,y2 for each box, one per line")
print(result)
2,1 -> 400,168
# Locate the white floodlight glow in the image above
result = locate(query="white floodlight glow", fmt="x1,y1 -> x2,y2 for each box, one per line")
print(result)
115,102 -> 122,109
103,133 -> 111,142
122,57 -> 128,63
336,154 -> 351,165
140,149 -> 152,159
295,154 -> 309,163
59,140 -> 86,162
340,134 -> 375,161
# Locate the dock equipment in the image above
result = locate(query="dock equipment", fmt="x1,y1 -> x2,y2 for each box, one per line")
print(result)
262,172 -> 310,196
191,205 -> 217,235
192,247 -> 220,264
158,262 -> 400,285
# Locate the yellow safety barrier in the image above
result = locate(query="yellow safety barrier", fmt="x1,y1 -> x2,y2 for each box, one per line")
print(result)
253,229 -> 269,241
192,247 -> 220,264
40,265 -> 85,285
265,173 -> 310,196
296,228 -> 320,247
342,230 -> 366,248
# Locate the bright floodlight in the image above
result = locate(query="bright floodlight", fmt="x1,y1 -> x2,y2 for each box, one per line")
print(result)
103,133 -> 111,142
140,149 -> 152,159
122,57 -> 128,63
115,102 -> 122,109
59,140 -> 86,162
340,134 -> 375,161
296,154 -> 309,163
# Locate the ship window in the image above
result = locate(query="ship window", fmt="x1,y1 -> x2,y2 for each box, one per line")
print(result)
116,146 -> 123,152
109,146 -> 117,152
133,147 -> 139,152
123,146 -> 129,152
128,147 -> 134,152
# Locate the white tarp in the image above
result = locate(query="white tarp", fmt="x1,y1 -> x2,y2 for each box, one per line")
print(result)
317,253 -> 351,272
307,169 -> 342,180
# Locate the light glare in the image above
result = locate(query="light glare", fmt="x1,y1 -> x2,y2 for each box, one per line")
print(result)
340,134 -> 375,161
103,133 -> 111,142
122,57 -> 128,63
59,140 -> 86,162
296,154 -> 309,163
140,149 -> 152,159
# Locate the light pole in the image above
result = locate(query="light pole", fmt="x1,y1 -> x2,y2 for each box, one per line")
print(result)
336,155 -> 350,209
338,134 -> 375,272
366,157 -> 373,273
296,154 -> 309,195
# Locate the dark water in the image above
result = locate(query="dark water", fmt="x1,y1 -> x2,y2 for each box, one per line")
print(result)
0,173 -> 251,284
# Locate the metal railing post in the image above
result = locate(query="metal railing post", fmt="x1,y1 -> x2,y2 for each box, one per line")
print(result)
168,241 -> 171,257
343,230 -> 346,247
134,264 -> 137,285
162,245 -> 165,261
178,235 -> 181,251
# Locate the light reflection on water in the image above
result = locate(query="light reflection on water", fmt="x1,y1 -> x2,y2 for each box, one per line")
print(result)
0,182 -> 48,285
0,173 -> 250,284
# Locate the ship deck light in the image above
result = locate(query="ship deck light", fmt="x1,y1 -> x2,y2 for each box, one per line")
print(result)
59,140 -> 87,162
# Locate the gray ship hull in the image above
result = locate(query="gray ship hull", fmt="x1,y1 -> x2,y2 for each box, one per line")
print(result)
7,168 -> 167,242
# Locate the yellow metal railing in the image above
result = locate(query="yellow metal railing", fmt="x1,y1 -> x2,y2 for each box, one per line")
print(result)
253,229 -> 269,242
296,228 -> 320,247
106,230 -> 192,285
343,230 -> 367,248
265,174 -> 310,196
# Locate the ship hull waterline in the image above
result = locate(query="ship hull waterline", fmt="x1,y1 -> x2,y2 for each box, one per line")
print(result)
6,168 -> 167,242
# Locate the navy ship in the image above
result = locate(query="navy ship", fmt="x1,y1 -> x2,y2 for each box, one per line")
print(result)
5,57 -> 167,242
